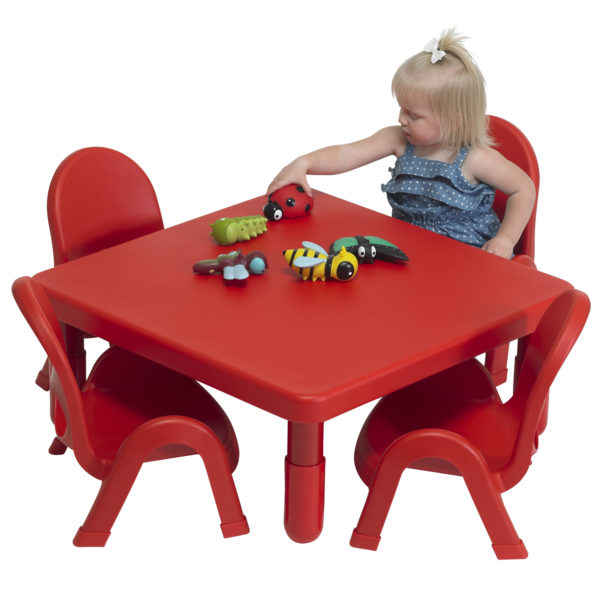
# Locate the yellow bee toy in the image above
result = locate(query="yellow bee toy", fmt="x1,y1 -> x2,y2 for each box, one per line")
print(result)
283,241 -> 358,282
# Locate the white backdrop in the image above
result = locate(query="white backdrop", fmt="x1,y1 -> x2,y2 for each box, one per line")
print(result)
1,1 -> 597,598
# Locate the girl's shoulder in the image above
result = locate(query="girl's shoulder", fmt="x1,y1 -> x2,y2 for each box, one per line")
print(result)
463,144 -> 533,192
372,125 -> 408,158
464,144 -> 503,164
462,145 -> 505,183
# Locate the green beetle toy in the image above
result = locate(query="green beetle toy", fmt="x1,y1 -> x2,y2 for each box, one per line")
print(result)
329,235 -> 409,264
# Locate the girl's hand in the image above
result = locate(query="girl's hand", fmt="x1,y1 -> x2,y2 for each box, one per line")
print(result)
482,235 -> 513,259
267,158 -> 312,197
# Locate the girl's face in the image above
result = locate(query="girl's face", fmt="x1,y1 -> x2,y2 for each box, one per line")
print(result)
397,103 -> 443,146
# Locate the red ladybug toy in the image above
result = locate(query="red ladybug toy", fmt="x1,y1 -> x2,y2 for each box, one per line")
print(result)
263,184 -> 314,221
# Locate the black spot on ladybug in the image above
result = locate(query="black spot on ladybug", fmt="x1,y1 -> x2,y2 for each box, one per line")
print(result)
286,197 -> 296,207
296,185 -> 305,193
304,203 -> 311,213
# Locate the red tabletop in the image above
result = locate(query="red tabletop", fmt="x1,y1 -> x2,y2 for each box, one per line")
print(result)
33,190 -> 573,543
34,191 -> 571,423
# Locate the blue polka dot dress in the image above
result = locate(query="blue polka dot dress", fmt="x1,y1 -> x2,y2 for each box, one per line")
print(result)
381,143 -> 500,247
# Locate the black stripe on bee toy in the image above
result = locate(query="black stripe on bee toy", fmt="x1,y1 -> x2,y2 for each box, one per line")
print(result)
325,254 -> 333,279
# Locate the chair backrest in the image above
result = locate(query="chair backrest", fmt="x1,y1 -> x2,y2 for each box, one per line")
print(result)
12,277 -> 98,472
488,116 -> 539,259
500,289 -> 590,488
48,147 -> 164,265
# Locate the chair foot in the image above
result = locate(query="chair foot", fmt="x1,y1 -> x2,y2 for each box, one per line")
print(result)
220,516 -> 250,538
350,528 -> 381,551
73,527 -> 111,547
36,362 -> 50,391
485,343 -> 510,386
493,539 -> 528,559
48,437 -> 67,455
490,369 -> 508,387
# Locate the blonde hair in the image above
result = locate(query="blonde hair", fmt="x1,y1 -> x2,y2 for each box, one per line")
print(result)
391,29 -> 491,148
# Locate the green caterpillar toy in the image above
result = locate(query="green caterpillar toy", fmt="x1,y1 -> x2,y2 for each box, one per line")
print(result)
210,215 -> 268,245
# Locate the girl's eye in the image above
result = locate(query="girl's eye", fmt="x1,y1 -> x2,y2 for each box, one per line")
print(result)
400,108 -> 420,121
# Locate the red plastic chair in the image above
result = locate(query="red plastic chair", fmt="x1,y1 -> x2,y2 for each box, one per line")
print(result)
36,146 -> 164,389
35,148 -> 164,448
350,289 -> 590,559
14,276 -> 249,546
46,147 -> 163,265
484,116 -> 540,386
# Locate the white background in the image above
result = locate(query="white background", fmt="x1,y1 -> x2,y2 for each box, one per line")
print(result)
1,1 -> 597,598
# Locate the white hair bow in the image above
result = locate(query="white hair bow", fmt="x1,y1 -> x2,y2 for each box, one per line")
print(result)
423,38 -> 446,63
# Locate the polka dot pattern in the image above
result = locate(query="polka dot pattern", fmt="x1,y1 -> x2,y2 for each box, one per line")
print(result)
381,143 -> 500,247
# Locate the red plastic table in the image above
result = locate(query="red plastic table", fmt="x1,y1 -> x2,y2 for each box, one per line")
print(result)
33,191 -> 572,543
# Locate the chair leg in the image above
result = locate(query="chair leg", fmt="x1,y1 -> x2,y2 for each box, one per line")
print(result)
163,418 -> 249,538
36,358 -> 50,391
48,392 -> 67,455
350,466 -> 402,551
203,452 -> 249,538
73,459 -> 143,547
145,417 -> 249,538
485,343 -> 510,386
462,471 -> 527,559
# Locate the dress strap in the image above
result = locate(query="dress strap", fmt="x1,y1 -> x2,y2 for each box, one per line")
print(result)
453,146 -> 469,167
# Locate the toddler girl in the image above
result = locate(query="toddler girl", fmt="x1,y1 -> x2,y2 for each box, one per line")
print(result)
267,29 -> 535,260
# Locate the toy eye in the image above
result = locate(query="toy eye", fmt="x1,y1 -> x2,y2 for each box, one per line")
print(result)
357,246 -> 366,258
273,208 -> 283,220
337,261 -> 355,281
371,247 -> 377,258
286,197 -> 296,208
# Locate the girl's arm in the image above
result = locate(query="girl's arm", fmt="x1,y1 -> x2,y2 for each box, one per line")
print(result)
465,146 -> 536,259
267,126 -> 405,197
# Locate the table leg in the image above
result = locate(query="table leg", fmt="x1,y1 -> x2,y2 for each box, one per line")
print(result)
513,335 -> 528,392
61,323 -> 86,387
284,422 -> 325,543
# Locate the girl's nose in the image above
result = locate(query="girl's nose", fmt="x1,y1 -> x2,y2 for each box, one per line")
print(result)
398,111 -> 407,126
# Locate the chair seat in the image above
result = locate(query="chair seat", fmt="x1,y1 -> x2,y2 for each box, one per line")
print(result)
77,347 -> 239,469
355,359 -> 522,485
